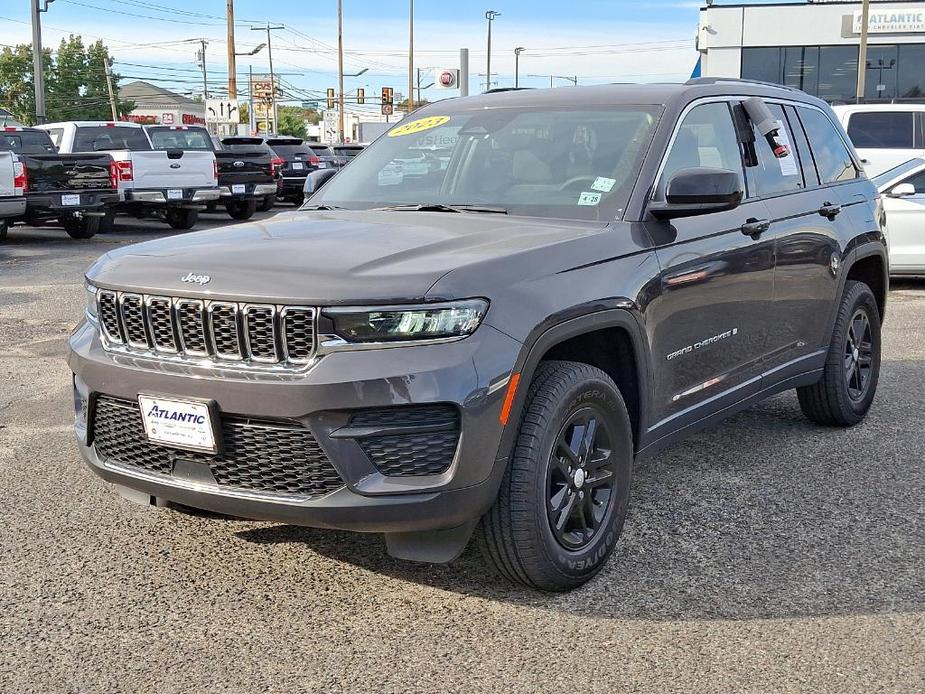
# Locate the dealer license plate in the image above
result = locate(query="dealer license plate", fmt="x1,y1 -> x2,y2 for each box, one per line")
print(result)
138,395 -> 217,453
167,189 -> 183,200
317,162 -> 327,169
61,194 -> 80,206
292,162 -> 304,170
231,184 -> 246,194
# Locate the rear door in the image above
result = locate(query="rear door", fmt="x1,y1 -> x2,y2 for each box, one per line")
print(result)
644,100 -> 776,427
882,166 -> 925,271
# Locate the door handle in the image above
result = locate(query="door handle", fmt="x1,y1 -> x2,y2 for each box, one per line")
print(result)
818,202 -> 842,219
740,218 -> 770,238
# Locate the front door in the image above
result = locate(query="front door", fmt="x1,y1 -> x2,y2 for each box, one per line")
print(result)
643,101 -> 776,431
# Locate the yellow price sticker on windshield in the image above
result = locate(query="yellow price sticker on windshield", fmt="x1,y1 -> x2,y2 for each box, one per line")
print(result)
387,116 -> 450,137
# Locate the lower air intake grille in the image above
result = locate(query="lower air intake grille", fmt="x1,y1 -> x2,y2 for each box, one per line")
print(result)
351,405 -> 460,477
92,396 -> 344,498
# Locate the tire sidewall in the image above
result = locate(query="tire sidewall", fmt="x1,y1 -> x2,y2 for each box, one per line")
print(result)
836,284 -> 882,417
523,373 -> 633,584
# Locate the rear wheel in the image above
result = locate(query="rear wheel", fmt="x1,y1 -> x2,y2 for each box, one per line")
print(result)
257,194 -> 275,212
165,207 -> 199,230
797,280 -> 881,426
62,215 -> 99,239
0,218 -> 8,243
479,360 -> 633,591
225,199 -> 257,220
98,209 -> 116,233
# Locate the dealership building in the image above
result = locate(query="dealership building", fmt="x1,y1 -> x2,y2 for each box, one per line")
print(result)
697,1 -> 925,102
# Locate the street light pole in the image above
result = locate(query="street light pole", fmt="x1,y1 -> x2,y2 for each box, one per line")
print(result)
856,0 -> 870,102
227,0 -> 236,102
338,0 -> 345,141
408,0 -> 414,111
251,24 -> 283,133
514,46 -> 524,88
197,39 -> 209,100
31,0 -> 53,124
485,10 -> 500,92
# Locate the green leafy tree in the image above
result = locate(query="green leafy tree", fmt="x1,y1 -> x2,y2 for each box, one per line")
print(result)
276,106 -> 309,138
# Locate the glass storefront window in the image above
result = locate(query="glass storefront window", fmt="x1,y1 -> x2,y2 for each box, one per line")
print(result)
864,45 -> 899,100
897,44 -> 925,98
784,47 -> 819,94
817,46 -> 858,102
742,47 -> 783,84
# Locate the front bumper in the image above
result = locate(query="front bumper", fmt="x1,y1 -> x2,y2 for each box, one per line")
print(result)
125,188 -> 220,204
68,320 -> 521,532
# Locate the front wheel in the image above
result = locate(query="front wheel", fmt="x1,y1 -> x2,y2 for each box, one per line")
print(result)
797,280 -> 882,426
225,199 -> 257,220
479,360 -> 633,591
62,215 -> 99,239
165,207 -> 199,230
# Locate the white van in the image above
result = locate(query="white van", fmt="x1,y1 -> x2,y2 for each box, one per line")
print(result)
831,104 -> 925,177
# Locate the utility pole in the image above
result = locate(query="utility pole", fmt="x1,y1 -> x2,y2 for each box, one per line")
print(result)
31,0 -> 53,124
338,0 -> 345,141
248,64 -> 255,134
485,10 -> 500,92
514,47 -> 524,88
227,0 -> 237,102
197,39 -> 209,100
856,0 -> 870,102
251,24 -> 283,133
459,48 -> 469,97
103,57 -> 118,120
408,0 -> 415,112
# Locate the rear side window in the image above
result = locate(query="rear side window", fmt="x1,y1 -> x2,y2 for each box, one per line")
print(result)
46,128 -> 64,147
798,108 -> 859,184
268,143 -> 312,157
311,146 -> 336,157
657,102 -> 743,198
74,126 -> 152,152
0,130 -> 56,154
847,111 -> 915,149
743,102 -> 804,198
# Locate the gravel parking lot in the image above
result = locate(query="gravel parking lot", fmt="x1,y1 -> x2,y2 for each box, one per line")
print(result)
1,213 -> 923,693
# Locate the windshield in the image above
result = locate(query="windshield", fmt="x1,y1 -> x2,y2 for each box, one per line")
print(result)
73,126 -> 152,152
148,127 -> 214,151
871,158 -> 925,187
313,105 -> 659,221
0,130 -> 56,154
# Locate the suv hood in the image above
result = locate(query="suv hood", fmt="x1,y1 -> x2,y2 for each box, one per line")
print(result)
88,209 -> 608,304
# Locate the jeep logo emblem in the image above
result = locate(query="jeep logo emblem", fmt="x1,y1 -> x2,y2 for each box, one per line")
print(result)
169,163 -> 181,169
233,160 -> 245,168
181,272 -> 211,286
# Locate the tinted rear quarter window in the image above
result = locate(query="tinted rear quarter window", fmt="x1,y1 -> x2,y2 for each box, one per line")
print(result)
310,146 -> 336,157
148,127 -> 214,150
798,108 -> 859,183
74,126 -> 152,152
847,111 -> 915,149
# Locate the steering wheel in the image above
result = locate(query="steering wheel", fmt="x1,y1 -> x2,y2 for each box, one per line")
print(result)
558,176 -> 597,192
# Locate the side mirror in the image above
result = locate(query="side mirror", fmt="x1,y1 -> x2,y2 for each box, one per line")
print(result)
889,182 -> 916,198
649,167 -> 744,220
303,168 -> 338,195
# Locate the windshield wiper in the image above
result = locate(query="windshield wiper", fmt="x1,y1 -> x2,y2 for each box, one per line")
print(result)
372,203 -> 507,214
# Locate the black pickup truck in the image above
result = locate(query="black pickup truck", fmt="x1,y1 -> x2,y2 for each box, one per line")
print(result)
0,126 -> 119,238
145,126 -> 278,221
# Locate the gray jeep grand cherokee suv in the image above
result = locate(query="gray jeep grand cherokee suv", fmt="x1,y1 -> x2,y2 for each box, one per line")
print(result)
69,79 -> 887,591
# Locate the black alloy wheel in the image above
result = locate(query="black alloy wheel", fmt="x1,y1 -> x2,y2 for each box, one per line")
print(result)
546,408 -> 616,551
844,308 -> 873,402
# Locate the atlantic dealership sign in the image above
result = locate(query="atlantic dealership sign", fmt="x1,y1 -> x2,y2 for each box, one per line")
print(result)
853,7 -> 925,33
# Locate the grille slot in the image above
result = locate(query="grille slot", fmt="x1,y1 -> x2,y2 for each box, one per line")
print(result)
281,307 -> 315,363
350,405 -> 460,477
96,293 -> 316,369
119,294 -> 148,348
97,290 -> 122,343
92,396 -> 344,498
146,297 -> 178,352
208,302 -> 242,360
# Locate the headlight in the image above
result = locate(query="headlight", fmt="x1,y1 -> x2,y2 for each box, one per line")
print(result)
324,299 -> 488,343
85,281 -> 98,323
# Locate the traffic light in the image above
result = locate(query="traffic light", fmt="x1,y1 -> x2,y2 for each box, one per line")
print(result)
326,88 -> 335,110
381,87 -> 393,105
356,88 -> 364,105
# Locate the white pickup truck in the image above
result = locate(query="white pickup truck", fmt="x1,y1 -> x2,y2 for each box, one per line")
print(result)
0,151 -> 27,242
832,104 -> 925,177
39,121 -> 219,230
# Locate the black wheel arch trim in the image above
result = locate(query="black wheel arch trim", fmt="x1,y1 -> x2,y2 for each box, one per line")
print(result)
836,235 -> 889,324
492,302 -> 654,463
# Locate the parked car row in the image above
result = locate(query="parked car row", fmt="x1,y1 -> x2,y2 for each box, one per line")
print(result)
0,118 -> 360,241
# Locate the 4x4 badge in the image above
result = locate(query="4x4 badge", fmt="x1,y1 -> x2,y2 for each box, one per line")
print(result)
181,272 -> 211,285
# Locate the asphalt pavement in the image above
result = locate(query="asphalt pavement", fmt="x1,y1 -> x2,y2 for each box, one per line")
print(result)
1,211 -> 923,693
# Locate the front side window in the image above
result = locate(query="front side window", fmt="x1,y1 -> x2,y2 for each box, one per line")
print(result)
657,102 -> 743,198
901,169 -> 925,193
314,105 -> 659,221
847,111 -> 915,149
798,108 -> 859,183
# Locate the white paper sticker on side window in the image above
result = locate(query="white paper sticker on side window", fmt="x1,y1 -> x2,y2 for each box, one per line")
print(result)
776,120 -> 799,177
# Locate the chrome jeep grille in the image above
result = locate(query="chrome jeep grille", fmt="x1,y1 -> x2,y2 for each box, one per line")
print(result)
96,290 -> 316,370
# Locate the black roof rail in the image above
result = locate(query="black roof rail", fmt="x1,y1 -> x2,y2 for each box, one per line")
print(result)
684,77 -> 802,93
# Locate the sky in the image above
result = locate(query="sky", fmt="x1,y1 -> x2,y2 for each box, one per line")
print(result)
0,0 -> 775,108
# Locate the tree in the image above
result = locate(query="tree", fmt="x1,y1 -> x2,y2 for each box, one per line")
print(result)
276,106 -> 310,138
0,36 -> 133,125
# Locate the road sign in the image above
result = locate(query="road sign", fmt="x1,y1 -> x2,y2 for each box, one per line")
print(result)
205,99 -> 239,124
435,69 -> 459,90
381,103 -> 394,116
250,74 -> 277,98
322,110 -> 338,144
